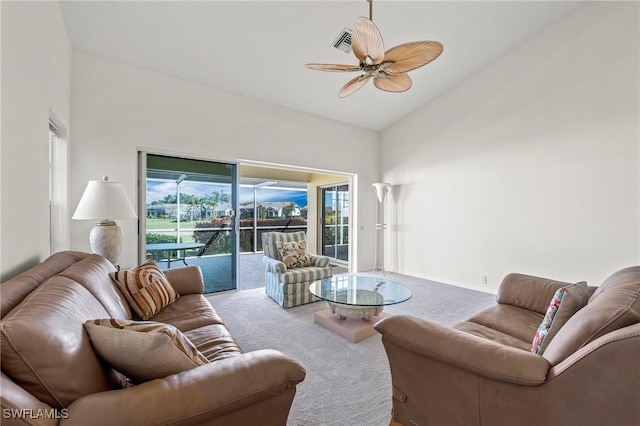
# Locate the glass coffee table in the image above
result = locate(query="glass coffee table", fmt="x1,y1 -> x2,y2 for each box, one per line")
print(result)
309,275 -> 412,342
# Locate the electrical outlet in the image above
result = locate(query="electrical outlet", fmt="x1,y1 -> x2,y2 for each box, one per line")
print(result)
481,275 -> 488,285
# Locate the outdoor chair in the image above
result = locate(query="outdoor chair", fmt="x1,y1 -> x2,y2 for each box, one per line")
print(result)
262,231 -> 332,308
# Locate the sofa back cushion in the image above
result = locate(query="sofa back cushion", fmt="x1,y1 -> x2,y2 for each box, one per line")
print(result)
0,276 -> 113,408
542,266 -> 640,365
496,273 -> 577,315
1,251 -> 90,318
59,254 -> 132,319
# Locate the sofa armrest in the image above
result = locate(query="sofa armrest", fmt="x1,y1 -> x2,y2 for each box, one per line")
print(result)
309,255 -> 331,268
62,349 -> 305,426
374,315 -> 550,386
496,273 -> 576,314
263,257 -> 286,273
163,265 -> 204,295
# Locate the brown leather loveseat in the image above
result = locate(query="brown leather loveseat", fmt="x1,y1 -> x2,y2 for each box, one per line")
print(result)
375,266 -> 640,426
1,251 -> 306,426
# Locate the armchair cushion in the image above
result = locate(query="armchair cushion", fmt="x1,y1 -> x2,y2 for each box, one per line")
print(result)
85,319 -> 208,383
279,266 -> 332,284
110,260 -> 180,320
263,231 -> 307,261
530,282 -> 589,354
276,240 -> 312,269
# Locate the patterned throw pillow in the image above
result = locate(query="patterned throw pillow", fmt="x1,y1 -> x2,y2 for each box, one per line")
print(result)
109,260 -> 179,320
276,240 -> 312,269
531,282 -> 589,355
84,319 -> 208,383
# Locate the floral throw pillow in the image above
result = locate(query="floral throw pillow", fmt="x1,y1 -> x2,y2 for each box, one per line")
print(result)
530,282 -> 589,355
276,240 -> 312,269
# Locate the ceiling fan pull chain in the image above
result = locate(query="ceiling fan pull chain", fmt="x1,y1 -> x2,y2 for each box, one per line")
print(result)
368,0 -> 373,21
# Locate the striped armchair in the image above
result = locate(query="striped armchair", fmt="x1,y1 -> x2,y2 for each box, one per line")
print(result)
263,231 -> 333,308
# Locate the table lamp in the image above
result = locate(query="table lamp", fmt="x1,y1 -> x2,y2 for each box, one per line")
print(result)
72,176 -> 137,265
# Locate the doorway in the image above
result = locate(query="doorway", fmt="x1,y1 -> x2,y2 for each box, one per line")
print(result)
139,153 -> 238,293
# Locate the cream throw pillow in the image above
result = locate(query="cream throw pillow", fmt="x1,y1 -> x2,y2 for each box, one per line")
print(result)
110,260 -> 179,320
85,319 -> 208,383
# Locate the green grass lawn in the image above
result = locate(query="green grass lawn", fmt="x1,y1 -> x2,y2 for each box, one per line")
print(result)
146,218 -> 200,230
146,218 -> 197,243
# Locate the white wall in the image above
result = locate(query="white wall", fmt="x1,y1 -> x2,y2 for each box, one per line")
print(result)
380,2 -> 640,292
70,51 -> 379,270
0,2 -> 71,281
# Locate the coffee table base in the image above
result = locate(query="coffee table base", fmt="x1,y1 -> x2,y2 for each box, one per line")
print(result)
314,308 -> 389,343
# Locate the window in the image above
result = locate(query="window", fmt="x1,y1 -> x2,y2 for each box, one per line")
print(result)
49,119 -> 68,254
238,181 -> 308,253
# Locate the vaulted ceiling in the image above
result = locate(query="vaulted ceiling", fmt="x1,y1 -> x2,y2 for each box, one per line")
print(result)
59,1 -> 584,131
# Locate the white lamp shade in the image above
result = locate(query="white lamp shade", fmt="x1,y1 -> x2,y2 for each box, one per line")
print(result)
372,183 -> 391,203
73,178 -> 137,221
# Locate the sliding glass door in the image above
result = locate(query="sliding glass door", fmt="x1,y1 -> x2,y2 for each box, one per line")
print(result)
321,184 -> 349,262
140,153 -> 238,293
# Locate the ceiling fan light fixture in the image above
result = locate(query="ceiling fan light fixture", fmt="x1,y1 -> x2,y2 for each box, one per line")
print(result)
305,0 -> 443,98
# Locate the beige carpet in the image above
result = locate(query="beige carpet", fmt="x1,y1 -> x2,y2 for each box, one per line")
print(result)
206,272 -> 496,426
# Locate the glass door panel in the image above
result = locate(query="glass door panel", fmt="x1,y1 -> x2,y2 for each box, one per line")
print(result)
321,184 -> 349,262
143,154 -> 238,293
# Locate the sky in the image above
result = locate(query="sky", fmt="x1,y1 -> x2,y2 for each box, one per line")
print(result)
147,179 -> 307,207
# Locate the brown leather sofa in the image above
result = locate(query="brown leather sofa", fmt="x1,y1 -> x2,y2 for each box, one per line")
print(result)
0,251 -> 306,426
375,267 -> 640,426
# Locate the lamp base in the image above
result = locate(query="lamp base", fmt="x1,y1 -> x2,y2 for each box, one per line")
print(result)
89,220 -> 123,265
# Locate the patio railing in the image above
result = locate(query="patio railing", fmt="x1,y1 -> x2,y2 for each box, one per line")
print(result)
145,224 -> 308,257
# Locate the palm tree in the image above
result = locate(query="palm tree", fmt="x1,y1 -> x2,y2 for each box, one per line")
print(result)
257,204 -> 267,219
282,202 -> 297,218
203,190 -> 230,218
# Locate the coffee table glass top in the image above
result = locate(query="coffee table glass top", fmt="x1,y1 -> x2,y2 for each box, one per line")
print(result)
309,275 -> 412,307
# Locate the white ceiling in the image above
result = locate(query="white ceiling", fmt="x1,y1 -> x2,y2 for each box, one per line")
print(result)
59,1 -> 584,131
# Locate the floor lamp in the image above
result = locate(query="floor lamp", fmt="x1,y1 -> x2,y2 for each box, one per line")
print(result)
72,176 -> 137,266
373,183 -> 391,275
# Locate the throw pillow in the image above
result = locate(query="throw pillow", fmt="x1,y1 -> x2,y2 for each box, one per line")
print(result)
530,281 -> 589,355
276,240 -> 312,269
110,260 -> 179,320
84,319 -> 208,383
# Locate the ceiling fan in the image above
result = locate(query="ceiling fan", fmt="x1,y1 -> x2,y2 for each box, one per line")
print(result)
306,0 -> 443,98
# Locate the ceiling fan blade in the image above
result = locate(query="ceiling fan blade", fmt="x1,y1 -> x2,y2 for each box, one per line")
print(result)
351,17 -> 385,65
305,63 -> 361,72
383,41 -> 444,74
338,74 -> 372,98
373,72 -> 412,93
